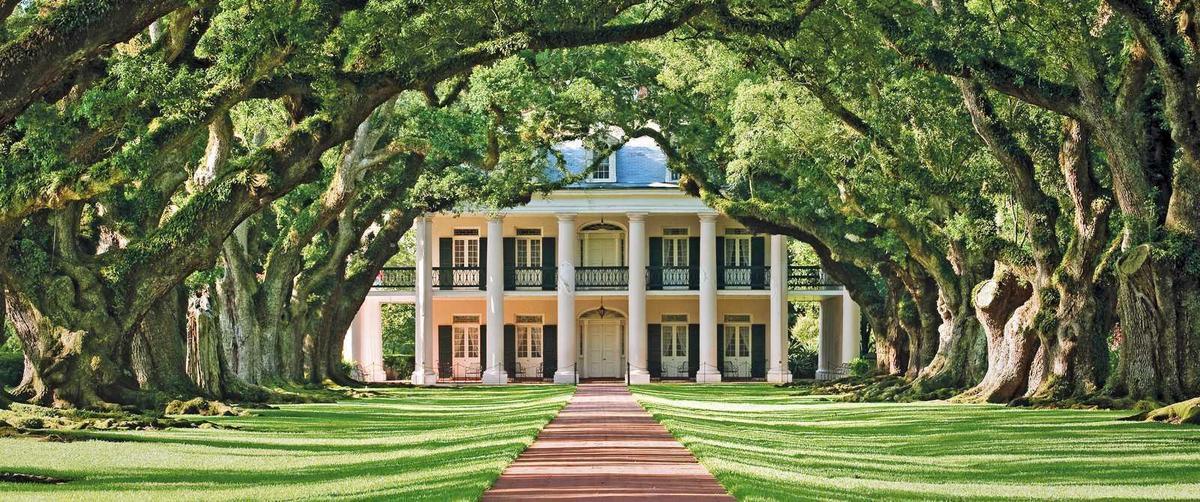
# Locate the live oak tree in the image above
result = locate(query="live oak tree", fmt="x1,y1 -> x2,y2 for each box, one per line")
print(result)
0,0 -> 708,409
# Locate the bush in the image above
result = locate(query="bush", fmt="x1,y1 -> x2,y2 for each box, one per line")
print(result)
0,353 -> 23,389
383,353 -> 414,380
849,356 -> 873,378
790,346 -> 818,379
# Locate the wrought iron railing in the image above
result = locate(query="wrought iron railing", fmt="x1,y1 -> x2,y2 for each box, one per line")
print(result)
721,360 -> 751,379
435,266 -> 481,289
374,264 -> 841,291
722,265 -> 769,289
376,267 -> 416,288
788,265 -> 841,289
511,266 -> 546,289
647,266 -> 691,289
576,266 -> 628,290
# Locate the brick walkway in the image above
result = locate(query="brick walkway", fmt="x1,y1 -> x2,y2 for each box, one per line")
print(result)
483,383 -> 734,501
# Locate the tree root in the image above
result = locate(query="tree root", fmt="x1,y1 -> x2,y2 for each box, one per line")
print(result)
1124,397 -> 1200,425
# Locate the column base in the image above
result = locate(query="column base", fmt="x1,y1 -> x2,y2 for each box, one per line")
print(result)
627,370 -> 651,385
695,370 -> 722,383
410,369 -> 438,386
553,370 -> 578,384
766,369 -> 793,384
482,369 -> 509,385
815,368 -> 846,381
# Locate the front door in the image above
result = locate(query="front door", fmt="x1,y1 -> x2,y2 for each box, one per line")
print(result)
661,323 -> 689,378
585,322 -> 621,378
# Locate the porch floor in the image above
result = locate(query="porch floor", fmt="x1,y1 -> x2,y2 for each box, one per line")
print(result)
482,383 -> 733,501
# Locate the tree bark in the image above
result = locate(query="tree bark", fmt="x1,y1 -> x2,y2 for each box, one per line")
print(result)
957,269 -> 1037,403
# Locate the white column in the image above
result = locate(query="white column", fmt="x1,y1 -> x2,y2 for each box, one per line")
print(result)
767,234 -> 792,383
840,291 -> 862,371
360,299 -> 386,382
816,295 -> 844,381
696,213 -> 722,383
411,216 -> 437,385
554,213 -> 578,383
627,212 -> 650,384
343,311 -> 362,371
482,215 -> 508,384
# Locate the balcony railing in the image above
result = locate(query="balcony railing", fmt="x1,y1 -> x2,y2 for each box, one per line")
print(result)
647,266 -> 691,289
721,266 -> 769,289
374,264 -> 842,291
576,266 -> 628,290
511,266 -> 548,289
789,265 -> 840,289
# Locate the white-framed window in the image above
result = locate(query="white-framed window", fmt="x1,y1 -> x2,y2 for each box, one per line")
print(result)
452,228 -> 480,268
662,228 -> 689,267
452,315 -> 481,359
724,228 -> 752,267
515,228 -> 542,268
587,150 -> 617,182
723,314 -> 751,358
661,314 -> 689,358
516,315 -> 544,358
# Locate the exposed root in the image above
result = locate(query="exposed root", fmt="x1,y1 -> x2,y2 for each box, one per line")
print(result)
1124,397 -> 1200,425
0,472 -> 68,484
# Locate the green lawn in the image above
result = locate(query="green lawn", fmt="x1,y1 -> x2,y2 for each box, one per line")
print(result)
631,384 -> 1200,501
0,385 -> 573,501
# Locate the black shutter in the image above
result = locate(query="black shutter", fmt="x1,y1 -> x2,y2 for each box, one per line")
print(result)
715,236 -> 726,289
542,237 -> 556,290
543,325 -> 558,378
751,324 -> 767,378
439,238 -> 453,290
647,324 -> 662,378
716,324 -> 725,373
750,236 -> 766,289
479,324 -> 487,372
503,237 -> 516,290
688,324 -> 700,378
438,325 -> 452,377
478,237 -> 488,290
504,324 -> 516,375
648,237 -> 663,290
688,237 -> 700,290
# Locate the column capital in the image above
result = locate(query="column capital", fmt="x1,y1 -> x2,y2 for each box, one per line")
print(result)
698,212 -> 719,222
556,212 -> 578,222
487,213 -> 505,223
626,212 -> 648,222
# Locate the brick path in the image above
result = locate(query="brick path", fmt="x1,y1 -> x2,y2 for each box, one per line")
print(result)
483,383 -> 734,501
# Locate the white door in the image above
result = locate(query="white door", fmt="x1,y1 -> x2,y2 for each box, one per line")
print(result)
516,324 -> 543,379
661,324 -> 689,378
723,324 -> 752,378
586,322 -> 621,378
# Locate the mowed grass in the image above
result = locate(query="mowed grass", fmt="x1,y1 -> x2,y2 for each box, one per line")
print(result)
631,384 -> 1200,501
0,385 -> 573,501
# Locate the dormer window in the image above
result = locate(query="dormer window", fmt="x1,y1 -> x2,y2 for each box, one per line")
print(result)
587,151 -> 617,182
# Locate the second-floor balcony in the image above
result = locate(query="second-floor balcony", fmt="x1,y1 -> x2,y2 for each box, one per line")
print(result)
376,265 -> 841,292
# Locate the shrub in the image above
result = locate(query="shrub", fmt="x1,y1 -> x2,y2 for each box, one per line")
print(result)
0,353 -> 23,389
849,357 -> 872,378
790,346 -> 818,379
383,353 -> 414,380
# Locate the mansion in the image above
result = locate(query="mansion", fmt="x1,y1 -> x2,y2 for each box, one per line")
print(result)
343,136 -> 863,384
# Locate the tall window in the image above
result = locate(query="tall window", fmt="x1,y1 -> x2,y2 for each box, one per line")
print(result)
724,228 -> 752,267
723,314 -> 751,358
452,315 -> 481,359
452,228 -> 480,268
661,314 -> 689,357
516,315 -> 543,358
665,168 -> 681,183
662,228 -> 689,266
515,228 -> 542,268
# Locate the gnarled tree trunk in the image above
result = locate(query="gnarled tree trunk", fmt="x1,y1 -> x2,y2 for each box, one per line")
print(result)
956,269 -> 1036,403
